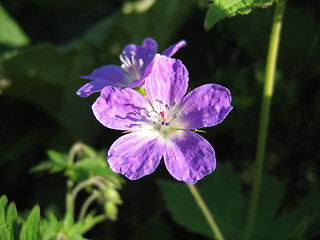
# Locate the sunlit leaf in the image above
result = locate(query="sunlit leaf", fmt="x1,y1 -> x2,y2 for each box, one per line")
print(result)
20,205 -> 41,240
0,4 -> 30,47
0,196 -> 8,225
204,0 -> 276,31
6,202 -> 18,240
42,212 -> 62,240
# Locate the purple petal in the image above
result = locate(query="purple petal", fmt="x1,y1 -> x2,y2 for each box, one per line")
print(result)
145,54 -> 189,109
161,40 -> 187,57
164,130 -> 216,184
92,86 -> 152,131
77,65 -> 132,97
179,84 -> 233,129
123,38 -> 158,75
107,131 -> 164,180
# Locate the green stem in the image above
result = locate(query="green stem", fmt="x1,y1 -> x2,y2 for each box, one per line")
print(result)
78,190 -> 101,221
65,144 -> 81,224
244,1 -> 286,240
64,143 -> 96,224
186,184 -> 225,240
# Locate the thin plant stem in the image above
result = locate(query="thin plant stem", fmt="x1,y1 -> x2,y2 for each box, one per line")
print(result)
64,143 -> 97,224
186,184 -> 224,240
78,190 -> 101,221
244,1 -> 286,240
65,144 -> 83,224
70,176 -> 106,215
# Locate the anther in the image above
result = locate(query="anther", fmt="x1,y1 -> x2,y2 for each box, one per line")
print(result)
129,51 -> 135,56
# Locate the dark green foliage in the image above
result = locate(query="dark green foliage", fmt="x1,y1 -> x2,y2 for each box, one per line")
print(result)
158,164 -> 320,240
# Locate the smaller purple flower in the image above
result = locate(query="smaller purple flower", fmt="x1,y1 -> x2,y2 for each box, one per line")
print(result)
77,38 -> 186,97
92,54 -> 233,184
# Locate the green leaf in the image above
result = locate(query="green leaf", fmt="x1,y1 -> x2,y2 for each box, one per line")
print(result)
158,163 -> 246,239
30,150 -> 68,174
158,164 -> 298,240
20,205 -> 41,240
204,0 -> 276,31
252,176 -> 286,240
286,186 -> 320,239
6,202 -> 18,240
47,150 -> 68,164
29,161 -> 58,174
0,196 -> 8,225
0,4 -> 30,47
0,226 -> 11,240
42,212 -> 62,240
70,213 -> 106,235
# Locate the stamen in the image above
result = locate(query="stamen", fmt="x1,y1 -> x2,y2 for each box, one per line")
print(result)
119,51 -> 142,79
147,99 -> 180,128
139,59 -> 144,68
155,99 -> 163,105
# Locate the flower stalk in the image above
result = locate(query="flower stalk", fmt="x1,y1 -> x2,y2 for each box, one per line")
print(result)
244,1 -> 286,240
186,184 -> 224,240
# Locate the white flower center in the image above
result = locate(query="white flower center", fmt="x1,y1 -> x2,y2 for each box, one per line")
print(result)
147,99 -> 180,136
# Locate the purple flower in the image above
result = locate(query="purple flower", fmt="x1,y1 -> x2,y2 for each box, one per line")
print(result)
77,38 -> 186,97
92,54 -> 233,184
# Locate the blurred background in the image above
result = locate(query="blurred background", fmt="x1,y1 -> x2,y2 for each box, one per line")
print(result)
0,0 -> 320,239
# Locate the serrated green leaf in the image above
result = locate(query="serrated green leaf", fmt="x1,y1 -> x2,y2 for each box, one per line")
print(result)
42,212 -> 62,240
20,205 -> 41,240
68,212 -> 106,236
47,150 -> 68,165
0,226 -> 11,240
204,0 -> 276,31
69,158 -> 111,182
6,202 -> 18,240
0,4 -> 30,47
30,161 -> 57,173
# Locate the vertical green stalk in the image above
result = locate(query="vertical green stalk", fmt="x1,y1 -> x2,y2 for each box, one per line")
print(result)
186,184 -> 225,240
244,1 -> 286,240
65,143 -> 83,224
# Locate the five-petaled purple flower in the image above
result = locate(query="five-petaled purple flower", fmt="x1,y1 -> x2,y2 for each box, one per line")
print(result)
77,38 -> 186,97
92,54 -> 233,184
